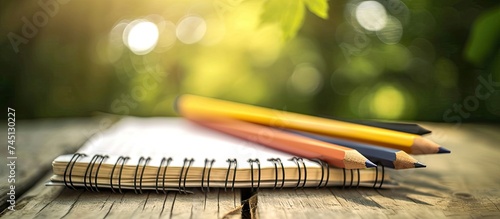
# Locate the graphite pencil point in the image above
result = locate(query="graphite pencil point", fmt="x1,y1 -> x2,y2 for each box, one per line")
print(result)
437,147 -> 451,154
414,162 -> 426,168
365,160 -> 377,168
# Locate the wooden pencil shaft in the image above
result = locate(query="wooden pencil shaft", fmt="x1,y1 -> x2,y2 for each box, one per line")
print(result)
176,95 -> 442,154
328,117 -> 432,135
289,131 -> 396,158
190,118 -> 369,169
289,130 -> 422,169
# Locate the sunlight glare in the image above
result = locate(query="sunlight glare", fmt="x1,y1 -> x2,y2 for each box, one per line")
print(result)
124,20 -> 159,55
355,1 -> 387,31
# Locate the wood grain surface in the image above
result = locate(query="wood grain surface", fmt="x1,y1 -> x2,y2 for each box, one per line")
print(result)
3,174 -> 241,219
1,119 -> 499,218
255,123 -> 500,218
0,117 -> 110,211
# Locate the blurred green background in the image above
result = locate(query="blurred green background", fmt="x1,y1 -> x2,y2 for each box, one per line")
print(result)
1,0 -> 499,123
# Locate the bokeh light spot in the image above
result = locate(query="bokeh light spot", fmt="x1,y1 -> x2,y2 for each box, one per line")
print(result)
377,16 -> 403,44
176,15 -> 207,44
124,20 -> 159,55
102,21 -> 128,63
289,63 -> 323,96
370,85 -> 405,119
356,1 -> 387,31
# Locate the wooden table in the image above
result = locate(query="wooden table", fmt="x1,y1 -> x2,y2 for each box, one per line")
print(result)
1,118 -> 499,218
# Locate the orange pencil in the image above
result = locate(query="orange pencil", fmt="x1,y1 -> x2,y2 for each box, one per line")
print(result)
190,118 -> 377,169
176,94 -> 450,154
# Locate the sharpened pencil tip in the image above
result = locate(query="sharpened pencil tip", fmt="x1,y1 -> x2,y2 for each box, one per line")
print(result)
416,125 -> 432,135
365,160 -> 377,168
414,162 -> 426,168
437,146 -> 451,154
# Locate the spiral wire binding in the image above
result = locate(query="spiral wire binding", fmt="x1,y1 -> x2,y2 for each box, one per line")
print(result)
178,159 -> 188,193
247,159 -> 261,192
379,165 -> 385,189
268,158 -> 278,189
372,163 -> 385,189
310,159 -> 329,188
93,155 -> 109,192
224,159 -> 237,191
83,154 -> 107,192
62,154 -> 384,192
155,157 -> 172,194
355,169 -> 361,188
277,158 -> 285,189
82,155 -> 98,191
289,157 -> 307,189
62,153 -> 76,189
267,158 -> 285,189
83,155 -> 100,191
63,153 -> 86,190
110,156 -> 129,193
183,158 -> 194,193
201,159 -> 215,193
178,158 -> 194,194
342,169 -> 361,189
133,157 -> 151,194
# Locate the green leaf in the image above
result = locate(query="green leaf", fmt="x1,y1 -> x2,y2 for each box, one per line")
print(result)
260,0 -> 285,24
304,0 -> 329,19
280,0 -> 305,40
260,0 -> 305,40
260,0 -> 329,40
464,7 -> 500,67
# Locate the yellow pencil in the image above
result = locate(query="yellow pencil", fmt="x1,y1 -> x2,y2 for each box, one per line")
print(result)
175,94 -> 450,155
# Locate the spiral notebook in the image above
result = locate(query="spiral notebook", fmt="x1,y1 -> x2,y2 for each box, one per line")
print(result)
48,117 -> 393,192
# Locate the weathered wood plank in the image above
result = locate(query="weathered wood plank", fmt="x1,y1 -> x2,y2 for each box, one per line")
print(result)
166,189 -> 241,219
1,173 -> 242,219
0,117 -> 111,212
255,123 -> 500,218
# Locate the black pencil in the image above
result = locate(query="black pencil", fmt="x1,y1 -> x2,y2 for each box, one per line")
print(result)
322,117 -> 432,135
289,130 -> 426,169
